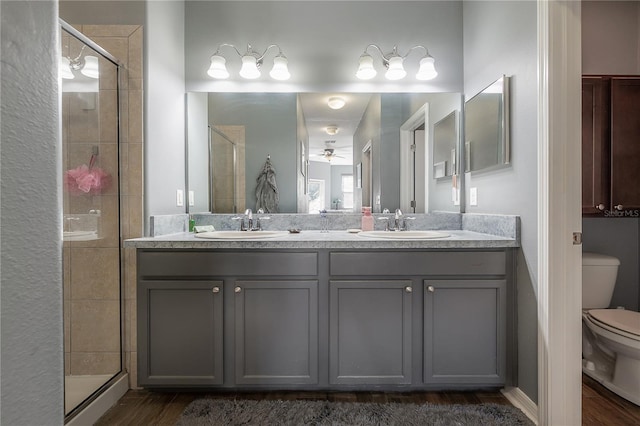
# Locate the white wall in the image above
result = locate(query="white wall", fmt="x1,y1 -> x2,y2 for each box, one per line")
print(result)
582,0 -> 640,311
186,92 -> 210,213
463,0 -> 539,402
145,0 -> 186,231
1,1 -> 64,423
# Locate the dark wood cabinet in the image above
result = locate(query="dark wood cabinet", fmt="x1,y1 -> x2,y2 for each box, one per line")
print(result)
610,78 -> 640,212
582,76 -> 640,216
582,77 -> 610,215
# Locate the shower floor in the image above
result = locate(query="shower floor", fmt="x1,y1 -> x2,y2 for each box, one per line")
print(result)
65,374 -> 113,415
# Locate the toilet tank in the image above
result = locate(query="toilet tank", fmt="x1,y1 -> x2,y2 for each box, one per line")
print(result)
582,252 -> 620,309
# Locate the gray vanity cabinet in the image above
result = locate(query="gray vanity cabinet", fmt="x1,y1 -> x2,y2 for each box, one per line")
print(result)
137,280 -> 224,387
329,280 -> 413,385
423,279 -> 506,385
234,280 -> 319,385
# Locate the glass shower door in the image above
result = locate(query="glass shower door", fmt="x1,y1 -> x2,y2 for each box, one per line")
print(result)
60,25 -> 122,417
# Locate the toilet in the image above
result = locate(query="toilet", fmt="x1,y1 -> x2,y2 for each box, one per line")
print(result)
582,252 -> 640,406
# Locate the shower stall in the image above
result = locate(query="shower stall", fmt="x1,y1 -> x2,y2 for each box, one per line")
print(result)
60,21 -> 124,419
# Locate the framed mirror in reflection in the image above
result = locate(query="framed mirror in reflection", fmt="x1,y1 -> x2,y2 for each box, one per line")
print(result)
186,92 -> 463,214
464,75 -> 510,173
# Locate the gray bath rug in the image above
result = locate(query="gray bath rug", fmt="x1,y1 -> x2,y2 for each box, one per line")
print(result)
176,399 -> 534,425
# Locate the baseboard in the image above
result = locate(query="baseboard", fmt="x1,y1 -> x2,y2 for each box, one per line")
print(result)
502,386 -> 538,425
66,373 -> 128,426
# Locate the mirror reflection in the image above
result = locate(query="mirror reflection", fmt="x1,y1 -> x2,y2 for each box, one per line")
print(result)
464,76 -> 510,173
186,92 -> 462,214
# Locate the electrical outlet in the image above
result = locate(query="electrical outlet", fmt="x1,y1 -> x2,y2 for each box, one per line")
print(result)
176,189 -> 184,207
188,191 -> 195,206
469,187 -> 478,206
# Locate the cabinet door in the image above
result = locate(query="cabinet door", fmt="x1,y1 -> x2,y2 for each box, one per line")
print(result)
329,280 -> 412,385
582,77 -> 610,215
234,280 -> 318,385
611,78 -> 640,212
137,281 -> 223,386
424,280 -> 506,385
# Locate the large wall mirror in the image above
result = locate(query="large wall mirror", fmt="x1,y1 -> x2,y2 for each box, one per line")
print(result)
464,75 -> 510,173
186,92 -> 462,214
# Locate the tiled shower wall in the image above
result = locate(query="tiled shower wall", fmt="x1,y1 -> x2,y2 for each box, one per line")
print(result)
62,25 -> 143,388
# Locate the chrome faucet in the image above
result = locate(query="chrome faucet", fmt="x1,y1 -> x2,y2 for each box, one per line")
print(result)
394,209 -> 403,231
232,208 -> 253,231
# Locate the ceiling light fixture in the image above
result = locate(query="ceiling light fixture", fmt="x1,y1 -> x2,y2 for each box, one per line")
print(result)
325,125 -> 339,136
207,43 -> 290,81
356,44 -> 437,81
327,96 -> 346,110
60,45 -> 100,80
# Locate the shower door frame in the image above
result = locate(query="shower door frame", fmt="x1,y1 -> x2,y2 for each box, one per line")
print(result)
60,19 -> 126,423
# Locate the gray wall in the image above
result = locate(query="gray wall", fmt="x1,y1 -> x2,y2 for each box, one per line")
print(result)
208,93 -> 298,212
1,1 -> 64,423
463,0 -> 539,402
354,94 -> 381,212
186,92 -> 210,213
145,0 -> 186,230
582,1 -> 640,311
184,1 -> 463,93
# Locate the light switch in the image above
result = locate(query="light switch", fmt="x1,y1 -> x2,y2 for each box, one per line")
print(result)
469,187 -> 478,206
176,189 -> 184,207
188,191 -> 195,206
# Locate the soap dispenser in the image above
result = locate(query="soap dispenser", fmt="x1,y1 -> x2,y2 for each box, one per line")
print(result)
361,206 -> 374,231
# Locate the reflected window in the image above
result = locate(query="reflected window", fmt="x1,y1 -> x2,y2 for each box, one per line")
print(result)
308,179 -> 325,213
341,174 -> 354,209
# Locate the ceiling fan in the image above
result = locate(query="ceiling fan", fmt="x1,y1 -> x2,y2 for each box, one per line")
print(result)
316,148 -> 345,162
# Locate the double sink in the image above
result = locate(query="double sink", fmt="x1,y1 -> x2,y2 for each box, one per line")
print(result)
194,230 -> 450,240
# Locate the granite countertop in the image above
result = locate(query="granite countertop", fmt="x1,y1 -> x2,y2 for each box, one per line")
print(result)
124,229 -> 519,249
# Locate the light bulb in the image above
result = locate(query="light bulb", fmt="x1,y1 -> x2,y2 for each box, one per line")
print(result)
269,55 -> 290,80
416,56 -> 438,80
80,55 -> 99,79
356,54 -> 376,80
207,55 -> 229,79
385,56 -> 406,80
239,55 -> 261,79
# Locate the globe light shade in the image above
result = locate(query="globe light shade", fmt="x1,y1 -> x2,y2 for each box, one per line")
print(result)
239,55 -> 261,79
80,55 -> 99,79
385,56 -> 406,80
355,54 -> 376,80
327,97 -> 346,110
60,57 -> 74,80
207,55 -> 230,79
416,56 -> 438,81
269,55 -> 291,80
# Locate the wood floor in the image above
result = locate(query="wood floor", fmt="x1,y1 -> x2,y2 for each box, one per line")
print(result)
94,375 -> 640,425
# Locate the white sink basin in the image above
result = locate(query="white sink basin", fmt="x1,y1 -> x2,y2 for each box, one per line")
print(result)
358,230 -> 450,239
194,230 -> 289,240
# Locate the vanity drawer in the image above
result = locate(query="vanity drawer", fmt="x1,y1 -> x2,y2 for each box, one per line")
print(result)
329,251 -> 506,276
138,250 -> 318,278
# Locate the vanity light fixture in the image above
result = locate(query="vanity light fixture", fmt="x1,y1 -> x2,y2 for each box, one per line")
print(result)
327,96 -> 346,110
207,43 -> 291,81
60,45 -> 100,80
356,44 -> 437,81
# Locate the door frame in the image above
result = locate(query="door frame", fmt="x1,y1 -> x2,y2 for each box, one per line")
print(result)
537,1 -> 583,425
400,103 -> 429,213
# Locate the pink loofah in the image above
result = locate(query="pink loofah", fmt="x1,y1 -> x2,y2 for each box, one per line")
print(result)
64,154 -> 111,195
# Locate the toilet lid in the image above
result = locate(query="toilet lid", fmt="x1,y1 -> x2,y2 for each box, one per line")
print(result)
588,309 -> 640,337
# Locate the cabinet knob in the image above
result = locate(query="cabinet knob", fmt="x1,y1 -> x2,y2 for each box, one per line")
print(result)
615,204 -> 624,211
595,203 -> 605,211
212,287 -> 220,294
427,285 -> 435,293
234,286 -> 242,293
405,286 -> 412,293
